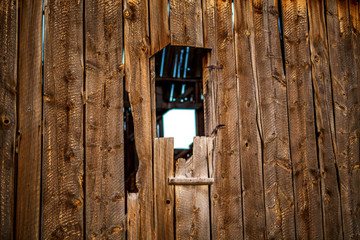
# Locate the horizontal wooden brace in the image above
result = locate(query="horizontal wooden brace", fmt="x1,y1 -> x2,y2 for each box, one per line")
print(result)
168,177 -> 214,185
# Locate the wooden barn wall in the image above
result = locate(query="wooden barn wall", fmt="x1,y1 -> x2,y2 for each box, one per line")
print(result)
0,0 -> 359,239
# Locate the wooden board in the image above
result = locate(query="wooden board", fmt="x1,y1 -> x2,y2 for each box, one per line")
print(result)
281,0 -> 323,239
149,0 -> 170,55
127,193 -> 140,240
84,0 -> 125,239
326,0 -> 360,238
16,0 -> 43,239
0,0 -> 17,239
233,1 -> 266,239
42,0 -> 84,238
175,137 -> 211,240
123,0 -> 154,239
169,0 -> 204,47
307,0 -> 343,239
154,138 -> 174,240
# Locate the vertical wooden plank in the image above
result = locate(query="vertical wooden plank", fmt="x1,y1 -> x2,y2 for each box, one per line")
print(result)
123,0 -> 154,239
326,0 -> 360,238
175,137 -> 211,240
169,0 -> 204,47
233,1 -> 266,239
84,0 -> 125,239
149,0 -> 170,55
150,57 -> 157,140
281,0 -> 323,239
42,0 -> 84,238
127,193 -> 140,240
307,0 -> 343,239
0,0 -> 17,238
16,0 -> 43,239
154,138 -> 174,240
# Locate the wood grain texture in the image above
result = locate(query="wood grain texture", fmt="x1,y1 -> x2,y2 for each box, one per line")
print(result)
16,0 -> 43,239
326,0 -> 360,238
154,138 -> 174,240
127,193 -> 140,240
307,0 -> 343,239
169,0 -> 204,47
85,0 -> 125,239
42,0 -> 84,238
124,0 -> 154,239
233,1 -> 266,239
281,0 -> 323,239
175,137 -> 211,240
149,0 -> 170,55
0,0 -> 17,238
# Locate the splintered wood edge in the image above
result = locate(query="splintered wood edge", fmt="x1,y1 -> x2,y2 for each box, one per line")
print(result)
168,177 -> 214,185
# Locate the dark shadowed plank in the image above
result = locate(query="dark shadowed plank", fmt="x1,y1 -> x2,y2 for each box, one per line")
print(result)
149,0 -> 170,55
281,0 -> 323,239
16,0 -> 43,239
127,193 -> 140,240
326,0 -> 360,238
124,0 -> 154,238
42,0 -> 84,238
154,138 -> 174,240
85,0 -> 125,239
307,0 -> 343,239
233,1 -> 266,239
0,0 -> 17,238
169,0 -> 204,47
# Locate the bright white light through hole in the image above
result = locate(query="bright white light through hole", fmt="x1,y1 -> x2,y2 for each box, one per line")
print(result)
163,109 -> 196,149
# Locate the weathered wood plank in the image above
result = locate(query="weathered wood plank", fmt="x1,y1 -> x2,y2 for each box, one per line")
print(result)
16,0 -> 43,239
124,0 -> 154,239
154,138 -> 174,240
149,0 -> 170,55
326,0 -> 360,238
175,137 -> 211,240
42,0 -> 84,238
127,193 -> 140,240
85,0 -> 125,239
307,0 -> 343,239
233,1 -> 266,239
169,0 -> 204,47
0,0 -> 17,238
281,0 -> 323,239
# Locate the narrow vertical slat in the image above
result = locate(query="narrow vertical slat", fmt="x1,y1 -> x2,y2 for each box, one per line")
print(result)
326,0 -> 360,238
169,0 -> 204,47
127,193 -> 140,240
307,0 -> 343,239
42,0 -> 84,238
0,0 -> 17,238
123,0 -> 154,239
149,0 -> 170,55
281,0 -> 323,239
154,138 -> 174,240
85,0 -> 125,239
16,0 -> 43,238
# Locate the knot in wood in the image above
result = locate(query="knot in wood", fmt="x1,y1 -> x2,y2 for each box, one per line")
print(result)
123,9 -> 132,19
2,115 -> 11,126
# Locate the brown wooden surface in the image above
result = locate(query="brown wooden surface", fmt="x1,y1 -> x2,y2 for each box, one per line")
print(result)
169,0 -> 204,47
127,193 -> 140,240
175,137 -> 211,240
307,0 -> 343,239
281,0 -> 323,239
42,0 -> 84,238
85,0 -> 125,239
149,0 -> 170,55
16,0 -> 43,239
0,0 -> 17,238
154,138 -> 174,240
124,0 -> 154,239
326,0 -> 360,238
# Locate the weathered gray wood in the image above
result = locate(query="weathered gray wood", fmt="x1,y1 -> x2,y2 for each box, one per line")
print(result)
326,0 -> 360,238
0,0 -> 17,238
175,137 -> 211,240
169,178 -> 214,185
307,0 -> 343,239
154,138 -> 174,240
149,0 -> 170,55
16,0 -> 43,239
42,0 -> 84,238
85,0 -> 125,239
127,193 -> 140,240
281,0 -> 323,239
169,0 -> 204,47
